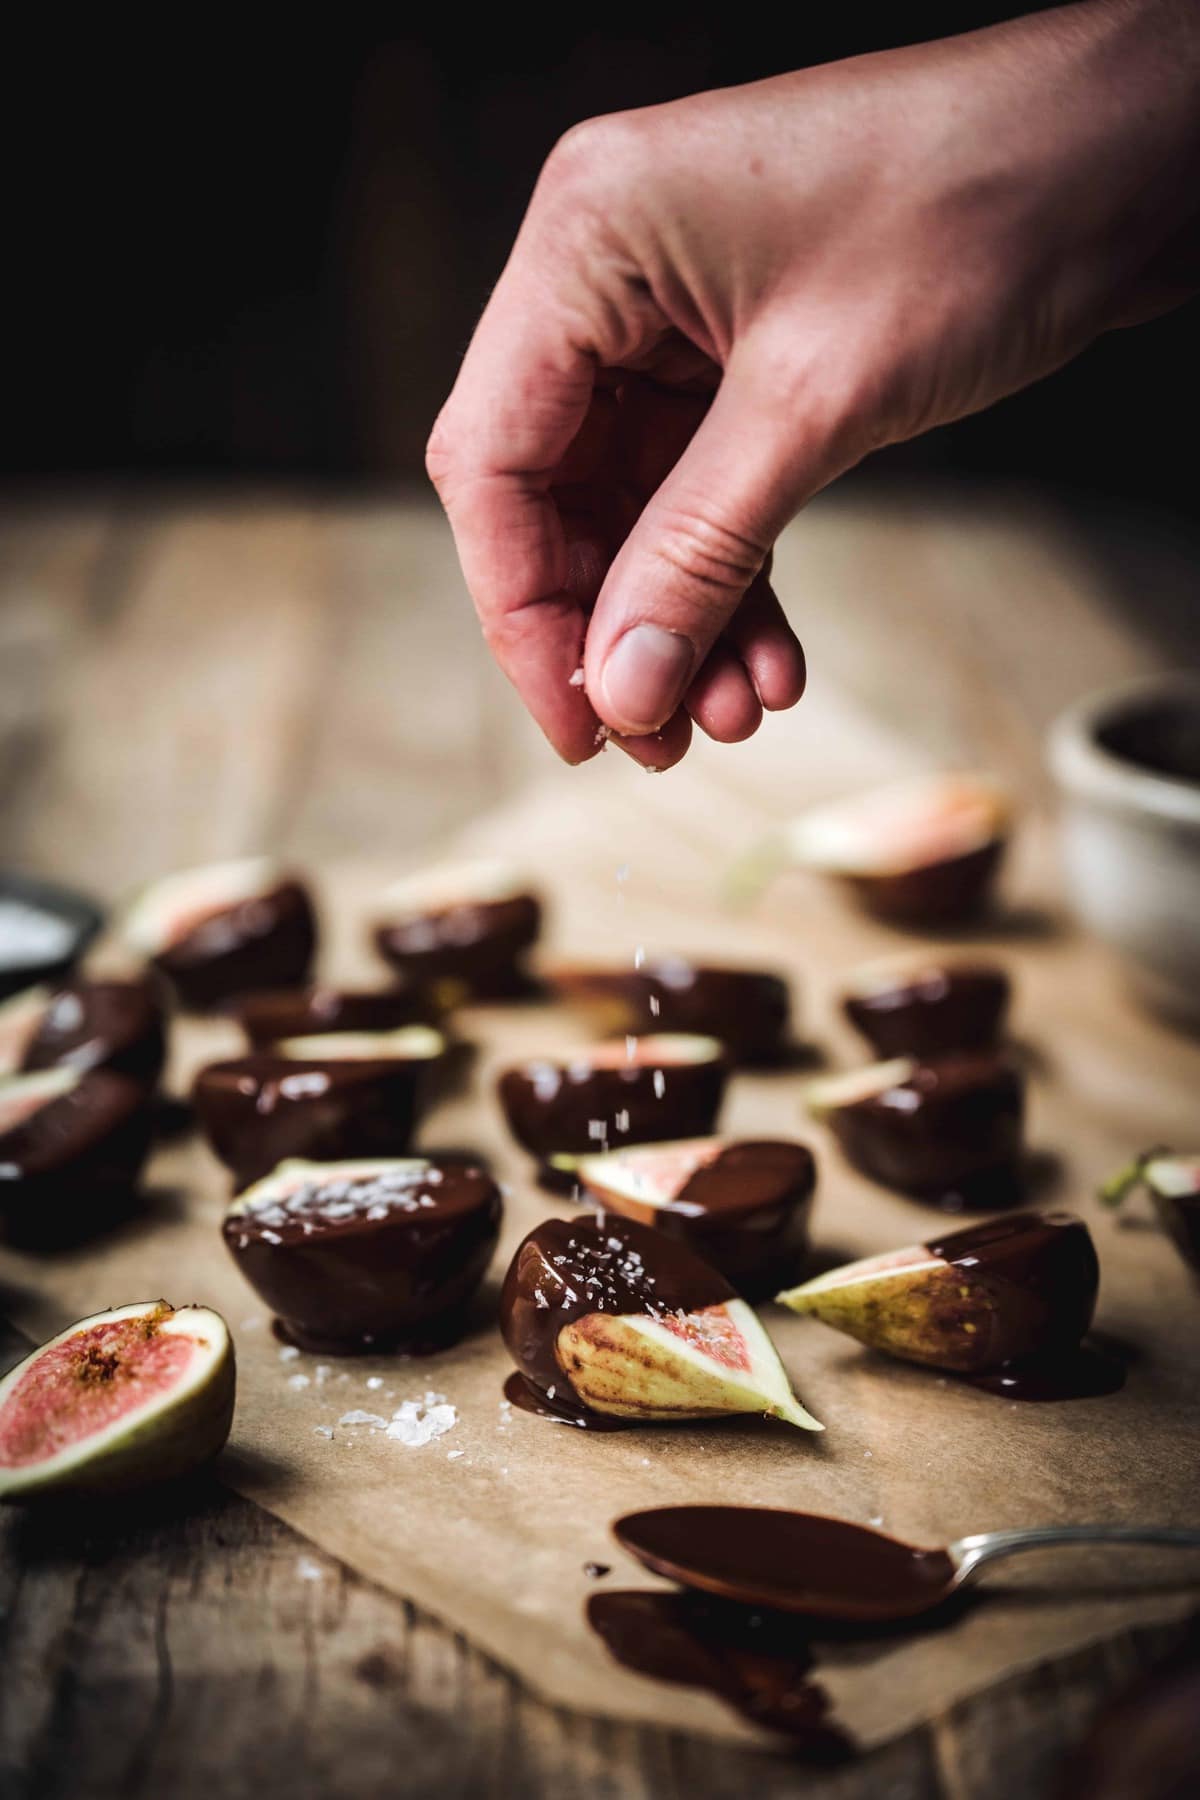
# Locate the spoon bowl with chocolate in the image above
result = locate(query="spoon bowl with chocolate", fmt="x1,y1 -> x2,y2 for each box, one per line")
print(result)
193,1025 -> 446,1185
613,1507 -> 1200,1622
373,858 -> 542,1002
500,1213 -> 820,1429
553,1136 -> 815,1297
223,1155 -> 501,1353
498,1034 -> 728,1181
551,960 -> 791,1066
805,1051 -> 1025,1208
124,858 -> 317,1010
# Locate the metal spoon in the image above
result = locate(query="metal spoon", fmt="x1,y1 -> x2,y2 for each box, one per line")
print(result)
614,1507 -> 1200,1622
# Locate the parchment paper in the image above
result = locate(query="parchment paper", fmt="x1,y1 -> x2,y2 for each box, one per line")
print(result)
4,699 -> 1200,1751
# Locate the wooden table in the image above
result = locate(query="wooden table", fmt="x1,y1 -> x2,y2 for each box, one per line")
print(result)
1,482 -> 1196,1798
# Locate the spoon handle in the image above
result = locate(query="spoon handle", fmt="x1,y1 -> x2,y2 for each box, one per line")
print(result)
949,1524 -> 1200,1585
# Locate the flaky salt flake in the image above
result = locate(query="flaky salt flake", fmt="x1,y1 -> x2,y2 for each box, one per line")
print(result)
313,1425 -> 334,1439
615,1108 -> 630,1133
315,1364 -> 331,1385
288,1373 -> 311,1390
339,1409 -> 388,1427
366,1375 -> 384,1390
568,665 -> 586,688
648,995 -> 661,1016
386,1399 -> 457,1447
297,1556 -> 324,1581
447,1449 -> 465,1460
869,1516 -> 885,1527
653,1070 -> 666,1099
278,1345 -> 301,1362
634,945 -> 645,969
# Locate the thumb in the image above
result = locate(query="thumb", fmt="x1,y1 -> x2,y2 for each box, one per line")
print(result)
585,354 -> 847,735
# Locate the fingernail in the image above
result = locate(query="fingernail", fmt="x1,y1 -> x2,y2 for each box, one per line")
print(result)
601,625 -> 694,733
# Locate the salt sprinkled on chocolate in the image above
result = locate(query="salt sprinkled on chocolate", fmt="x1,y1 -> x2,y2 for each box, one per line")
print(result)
241,1165 -> 444,1233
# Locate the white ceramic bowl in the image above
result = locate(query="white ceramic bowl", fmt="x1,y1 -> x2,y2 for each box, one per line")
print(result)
1049,675 -> 1200,1023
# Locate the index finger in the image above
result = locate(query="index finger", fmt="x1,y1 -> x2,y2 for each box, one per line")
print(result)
426,256 -> 603,764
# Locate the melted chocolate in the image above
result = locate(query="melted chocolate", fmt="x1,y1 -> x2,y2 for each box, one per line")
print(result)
843,837 -> 1005,927
155,878 -> 316,1010
555,963 -> 790,1065
236,983 -> 434,1047
962,1344 -> 1126,1401
578,1139 -> 814,1297
615,1506 -> 956,1621
0,1070 -> 152,1247
19,979 -> 166,1086
845,964 -> 1010,1059
499,1214 -> 733,1414
224,1158 -> 501,1353
587,1590 -> 851,1753
193,1052 -> 432,1184
1151,1190 -> 1200,1277
502,1369 -> 627,1430
374,893 -> 541,998
827,1052 -> 1024,1200
925,1210 -> 1098,1346
497,1044 -> 727,1161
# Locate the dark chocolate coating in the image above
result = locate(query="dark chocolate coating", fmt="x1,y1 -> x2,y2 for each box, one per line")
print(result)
0,874 -> 104,1001
0,1070 -> 152,1247
842,837 -> 1005,927
499,1214 -> 733,1411
236,983 -> 434,1048
223,1159 -> 501,1352
844,965 -> 1010,1059
555,963 -> 790,1065
374,893 -> 540,997
580,1141 -> 815,1297
825,1052 -> 1023,1198
154,879 -> 316,1010
614,1507 -> 955,1621
20,979 -> 166,1087
1150,1189 -> 1200,1277
922,1210 -> 1100,1367
193,1053 -> 429,1184
498,1048 -> 727,1161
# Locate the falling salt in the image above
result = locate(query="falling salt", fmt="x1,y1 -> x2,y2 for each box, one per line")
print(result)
653,1070 -> 666,1099
633,946 -> 645,969
296,1556 -> 324,1581
648,996 -> 660,1016
615,1109 -> 630,1133
616,864 -> 630,883
625,1034 -> 638,1062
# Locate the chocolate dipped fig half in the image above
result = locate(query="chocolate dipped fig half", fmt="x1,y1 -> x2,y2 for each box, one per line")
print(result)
0,978 -> 166,1087
0,1066 -> 154,1246
551,960 -> 791,1065
777,1211 -> 1098,1372
224,1156 -> 501,1353
806,1053 -> 1024,1204
843,959 -> 1010,1059
557,1136 -> 815,1296
501,1214 -> 820,1428
124,858 -> 317,1009
373,858 -> 541,1001
1102,1150 -> 1200,1275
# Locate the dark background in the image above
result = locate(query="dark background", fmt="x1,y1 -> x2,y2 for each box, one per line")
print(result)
4,7 -> 1195,510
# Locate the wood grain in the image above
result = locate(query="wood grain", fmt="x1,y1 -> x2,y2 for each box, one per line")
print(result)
1,484 -> 1196,1798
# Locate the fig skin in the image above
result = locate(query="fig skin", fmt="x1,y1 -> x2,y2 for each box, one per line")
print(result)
374,893 -> 541,998
497,1043 -> 728,1161
844,965 -> 1010,1059
193,1053 -> 431,1185
841,838 -> 1005,928
20,979 -> 167,1087
814,1054 -> 1024,1202
552,963 -> 791,1066
0,1302 -> 235,1502
154,878 -> 317,1011
0,1070 -> 154,1248
778,1213 -> 1099,1373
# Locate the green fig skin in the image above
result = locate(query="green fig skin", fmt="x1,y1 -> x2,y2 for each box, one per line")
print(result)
778,1213 -> 1098,1374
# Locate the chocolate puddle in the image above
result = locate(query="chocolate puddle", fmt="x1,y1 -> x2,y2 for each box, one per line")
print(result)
961,1343 -> 1126,1401
586,1590 -> 852,1755
502,1371 -> 628,1430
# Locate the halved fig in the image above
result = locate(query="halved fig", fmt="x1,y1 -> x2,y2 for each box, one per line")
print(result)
0,1300 -> 235,1501
744,774 -> 1010,926
558,1136 -> 815,1296
1102,1150 -> 1200,1276
843,959 -> 1010,1059
0,1066 -> 154,1247
124,858 -> 316,1010
373,858 -> 542,1001
1,978 -> 166,1086
500,1214 -> 819,1428
777,1211 -> 1098,1372
805,1053 -> 1024,1206
236,982 -> 436,1049
551,960 -> 791,1066
497,1034 -> 728,1173
224,1156 -> 501,1352
193,1030 -> 445,1185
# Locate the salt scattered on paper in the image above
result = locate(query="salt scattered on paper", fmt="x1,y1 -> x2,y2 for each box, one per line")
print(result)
386,1397 -> 458,1448
366,1376 -> 384,1390
339,1410 -> 388,1428
313,1425 -> 334,1440
288,1373 -> 311,1390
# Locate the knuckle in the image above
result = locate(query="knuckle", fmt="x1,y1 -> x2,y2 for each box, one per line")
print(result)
651,505 -> 769,608
424,415 -> 458,497
537,110 -> 646,211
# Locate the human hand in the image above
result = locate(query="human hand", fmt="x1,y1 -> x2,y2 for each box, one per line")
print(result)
427,0 -> 1200,768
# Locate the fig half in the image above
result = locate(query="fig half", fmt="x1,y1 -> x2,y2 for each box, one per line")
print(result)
843,959 -> 1010,1058
373,858 -> 541,1001
124,858 -> 317,1010
777,1211 -> 1098,1372
0,1300 -> 235,1500
551,960 -> 791,1065
0,1066 -> 154,1246
0,978 -> 166,1086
